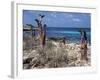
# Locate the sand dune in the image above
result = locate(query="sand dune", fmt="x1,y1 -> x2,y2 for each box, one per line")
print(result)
23,40 -> 91,69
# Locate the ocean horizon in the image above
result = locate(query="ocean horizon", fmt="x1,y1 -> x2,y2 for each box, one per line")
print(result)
23,27 -> 91,44
46,27 -> 91,44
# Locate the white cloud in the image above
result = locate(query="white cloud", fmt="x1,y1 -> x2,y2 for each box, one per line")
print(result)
72,18 -> 81,22
68,14 -> 74,18
50,13 -> 57,18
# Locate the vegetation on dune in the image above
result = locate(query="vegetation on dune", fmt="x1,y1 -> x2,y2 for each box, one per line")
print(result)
23,40 -> 91,69
23,41 -> 68,69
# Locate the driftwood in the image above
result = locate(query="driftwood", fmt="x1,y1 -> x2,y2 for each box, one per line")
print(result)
23,56 -> 40,69
23,14 -> 47,49
35,14 -> 46,47
80,30 -> 88,61
23,57 -> 34,64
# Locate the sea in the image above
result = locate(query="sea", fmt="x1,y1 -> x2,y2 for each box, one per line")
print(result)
46,27 -> 91,44
23,27 -> 91,44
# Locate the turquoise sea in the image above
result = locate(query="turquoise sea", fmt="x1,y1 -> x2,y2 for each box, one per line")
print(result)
46,27 -> 91,44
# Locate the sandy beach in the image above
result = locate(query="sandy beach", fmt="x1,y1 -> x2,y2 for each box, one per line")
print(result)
23,40 -> 91,69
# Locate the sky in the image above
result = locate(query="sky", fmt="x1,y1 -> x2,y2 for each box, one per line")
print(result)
23,10 -> 91,28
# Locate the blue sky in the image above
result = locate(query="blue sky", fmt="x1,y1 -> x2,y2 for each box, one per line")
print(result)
23,10 -> 91,28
